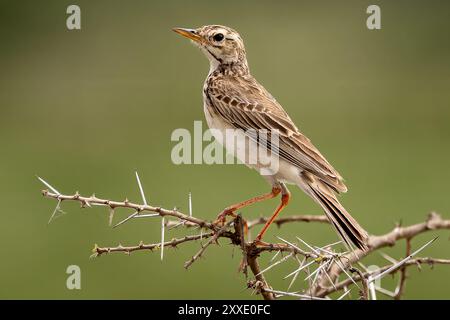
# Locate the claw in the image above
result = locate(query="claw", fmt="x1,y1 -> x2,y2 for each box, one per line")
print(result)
214,209 -> 236,226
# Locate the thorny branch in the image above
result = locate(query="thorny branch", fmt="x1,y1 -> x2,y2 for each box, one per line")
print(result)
318,258 -> 450,297
40,175 -> 450,300
247,215 -> 329,229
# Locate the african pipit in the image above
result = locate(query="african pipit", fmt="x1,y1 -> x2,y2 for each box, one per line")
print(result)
173,25 -> 368,251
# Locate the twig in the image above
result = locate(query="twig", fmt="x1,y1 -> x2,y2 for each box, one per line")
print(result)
395,238 -> 411,299
235,214 -> 248,276
349,267 -> 368,300
184,221 -> 234,269
318,258 -> 450,297
247,215 -> 328,229
369,237 -> 438,283
247,256 -> 275,300
92,232 -> 215,257
313,212 -> 450,297
42,190 -> 215,230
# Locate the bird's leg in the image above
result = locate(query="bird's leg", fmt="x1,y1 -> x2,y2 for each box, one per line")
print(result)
214,186 -> 281,226
254,183 -> 291,243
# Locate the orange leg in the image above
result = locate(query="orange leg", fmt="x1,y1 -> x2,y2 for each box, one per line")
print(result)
255,185 -> 291,242
215,186 -> 281,225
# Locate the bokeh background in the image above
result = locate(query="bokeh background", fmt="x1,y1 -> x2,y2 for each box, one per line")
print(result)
0,0 -> 449,299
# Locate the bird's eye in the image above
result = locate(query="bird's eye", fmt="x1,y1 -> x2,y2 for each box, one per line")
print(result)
213,33 -> 224,42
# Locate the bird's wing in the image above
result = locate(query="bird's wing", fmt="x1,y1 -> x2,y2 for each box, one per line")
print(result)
205,75 -> 347,193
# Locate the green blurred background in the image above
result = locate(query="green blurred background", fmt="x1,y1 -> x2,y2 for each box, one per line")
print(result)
0,0 -> 449,299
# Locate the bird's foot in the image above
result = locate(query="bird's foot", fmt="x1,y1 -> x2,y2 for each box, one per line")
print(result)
209,209 -> 237,243
213,209 -> 236,227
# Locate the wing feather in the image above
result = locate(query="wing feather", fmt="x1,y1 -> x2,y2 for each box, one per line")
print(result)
206,75 -> 347,193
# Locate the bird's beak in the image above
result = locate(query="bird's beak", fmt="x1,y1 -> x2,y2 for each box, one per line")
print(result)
172,27 -> 203,43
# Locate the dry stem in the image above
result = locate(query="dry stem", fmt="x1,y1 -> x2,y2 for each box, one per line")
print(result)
41,183 -> 450,300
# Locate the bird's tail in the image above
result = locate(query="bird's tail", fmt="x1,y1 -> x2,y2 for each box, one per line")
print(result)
298,172 -> 369,252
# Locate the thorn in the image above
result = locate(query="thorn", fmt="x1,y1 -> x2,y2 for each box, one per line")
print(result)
357,262 -> 369,272
305,261 -> 328,282
188,191 -> 193,217
377,286 -> 396,298
161,217 -> 165,261
314,246 -> 334,256
296,236 -> 319,255
37,176 -> 60,195
255,253 -> 294,276
108,208 -> 115,226
379,252 -> 398,264
369,282 -> 377,300
277,236 -> 307,256
369,237 -> 439,283
113,211 -> 139,228
263,289 -> 328,301
135,172 -> 148,206
416,262 -> 422,271
323,267 -> 337,290
48,199 -> 64,224
324,240 -> 343,248
334,258 -> 360,289
270,250 -> 281,263
337,289 -> 351,300
287,257 -> 305,291
284,259 -> 315,279
168,221 -> 184,230
133,213 -> 159,219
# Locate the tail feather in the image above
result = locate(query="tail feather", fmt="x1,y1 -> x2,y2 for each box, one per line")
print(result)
299,172 -> 369,251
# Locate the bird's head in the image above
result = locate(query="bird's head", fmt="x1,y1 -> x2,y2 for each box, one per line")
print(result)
173,25 -> 248,72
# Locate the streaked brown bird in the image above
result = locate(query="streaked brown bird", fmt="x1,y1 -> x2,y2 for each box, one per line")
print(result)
173,25 -> 368,251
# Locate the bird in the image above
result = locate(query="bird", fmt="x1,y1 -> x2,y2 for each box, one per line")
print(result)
173,25 -> 369,251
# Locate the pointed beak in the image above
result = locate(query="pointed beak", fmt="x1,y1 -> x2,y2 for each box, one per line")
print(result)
172,27 -> 203,43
